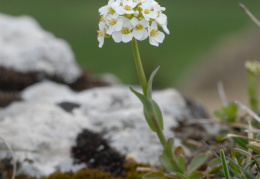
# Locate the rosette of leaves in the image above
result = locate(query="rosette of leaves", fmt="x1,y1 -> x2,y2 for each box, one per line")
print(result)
143,138 -> 208,179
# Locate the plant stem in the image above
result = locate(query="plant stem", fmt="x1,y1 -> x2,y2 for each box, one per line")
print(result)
247,73 -> 258,112
131,38 -> 167,147
132,38 -> 148,96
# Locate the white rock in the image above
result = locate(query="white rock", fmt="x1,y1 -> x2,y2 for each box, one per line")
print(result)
0,81 -> 191,177
0,14 -> 81,83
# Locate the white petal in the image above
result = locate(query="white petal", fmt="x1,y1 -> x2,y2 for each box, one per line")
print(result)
156,13 -> 167,25
133,30 -> 146,40
151,21 -> 158,30
99,22 -> 106,30
112,32 -> 122,43
122,33 -> 133,43
106,26 -> 115,35
98,37 -> 104,48
149,37 -> 159,46
131,17 -> 138,26
115,18 -> 124,31
141,30 -> 149,40
140,19 -> 149,28
99,6 -> 107,15
162,25 -> 169,34
108,0 -> 115,5
148,11 -> 157,19
154,31 -> 165,43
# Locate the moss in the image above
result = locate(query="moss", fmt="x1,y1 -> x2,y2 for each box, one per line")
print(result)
10,161 -> 152,179
72,169 -> 115,179
14,174 -> 37,179
46,172 -> 72,179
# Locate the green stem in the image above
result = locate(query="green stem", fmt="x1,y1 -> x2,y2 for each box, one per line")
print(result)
248,72 -> 258,112
132,38 -> 148,96
131,38 -> 167,147
151,115 -> 167,147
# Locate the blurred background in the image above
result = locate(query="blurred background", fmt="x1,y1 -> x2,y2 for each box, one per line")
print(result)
0,0 -> 260,112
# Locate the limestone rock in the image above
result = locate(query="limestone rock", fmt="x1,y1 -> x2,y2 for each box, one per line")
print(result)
0,81 -> 198,177
0,14 -> 81,83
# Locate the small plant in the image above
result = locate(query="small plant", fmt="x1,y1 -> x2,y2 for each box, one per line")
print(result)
97,0 -> 186,178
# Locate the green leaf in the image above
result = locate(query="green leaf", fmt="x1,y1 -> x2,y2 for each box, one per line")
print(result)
174,146 -> 186,173
189,172 -> 204,179
202,142 -> 242,179
142,172 -> 165,179
175,172 -> 190,179
230,150 -> 241,175
214,102 -> 237,123
159,138 -> 181,173
232,136 -> 248,150
248,143 -> 260,154
147,66 -> 160,100
220,149 -> 231,179
144,109 -> 156,132
208,158 -> 222,174
152,100 -> 164,130
226,157 -> 255,179
187,154 -> 208,175
130,86 -> 156,131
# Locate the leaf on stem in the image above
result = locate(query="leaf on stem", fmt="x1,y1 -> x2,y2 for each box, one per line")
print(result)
147,66 -> 160,100
159,138 -> 182,173
130,86 -> 156,132
187,153 -> 208,175
151,100 -> 164,130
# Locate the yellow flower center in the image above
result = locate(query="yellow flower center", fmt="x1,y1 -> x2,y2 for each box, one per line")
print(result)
144,9 -> 150,14
124,5 -> 132,11
157,11 -> 160,17
97,30 -> 103,37
150,29 -> 159,37
108,18 -> 117,26
121,27 -> 131,34
135,24 -> 143,30
100,16 -> 105,22
108,7 -> 115,14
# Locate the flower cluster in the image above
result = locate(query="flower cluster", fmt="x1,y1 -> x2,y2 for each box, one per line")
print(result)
97,0 -> 169,48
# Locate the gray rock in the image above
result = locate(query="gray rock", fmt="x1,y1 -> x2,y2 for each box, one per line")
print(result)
0,81 -> 199,177
0,14 -> 81,83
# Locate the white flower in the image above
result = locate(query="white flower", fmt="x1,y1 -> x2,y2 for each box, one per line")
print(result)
97,0 -> 169,47
161,23 -> 169,35
131,17 -> 149,40
106,13 -> 124,35
148,21 -> 165,46
155,12 -> 169,34
97,21 -> 107,48
99,0 -> 116,17
153,2 -> 165,12
112,0 -> 138,15
112,17 -> 134,43
140,1 -> 157,21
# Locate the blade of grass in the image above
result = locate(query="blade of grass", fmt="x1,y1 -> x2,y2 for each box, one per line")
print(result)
220,149 -> 231,179
202,141 -> 242,179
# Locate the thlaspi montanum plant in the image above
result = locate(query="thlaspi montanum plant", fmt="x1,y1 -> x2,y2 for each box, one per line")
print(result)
97,0 -> 199,178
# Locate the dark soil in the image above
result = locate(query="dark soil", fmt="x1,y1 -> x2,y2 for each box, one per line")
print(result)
0,66 -> 109,108
71,129 -> 126,177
